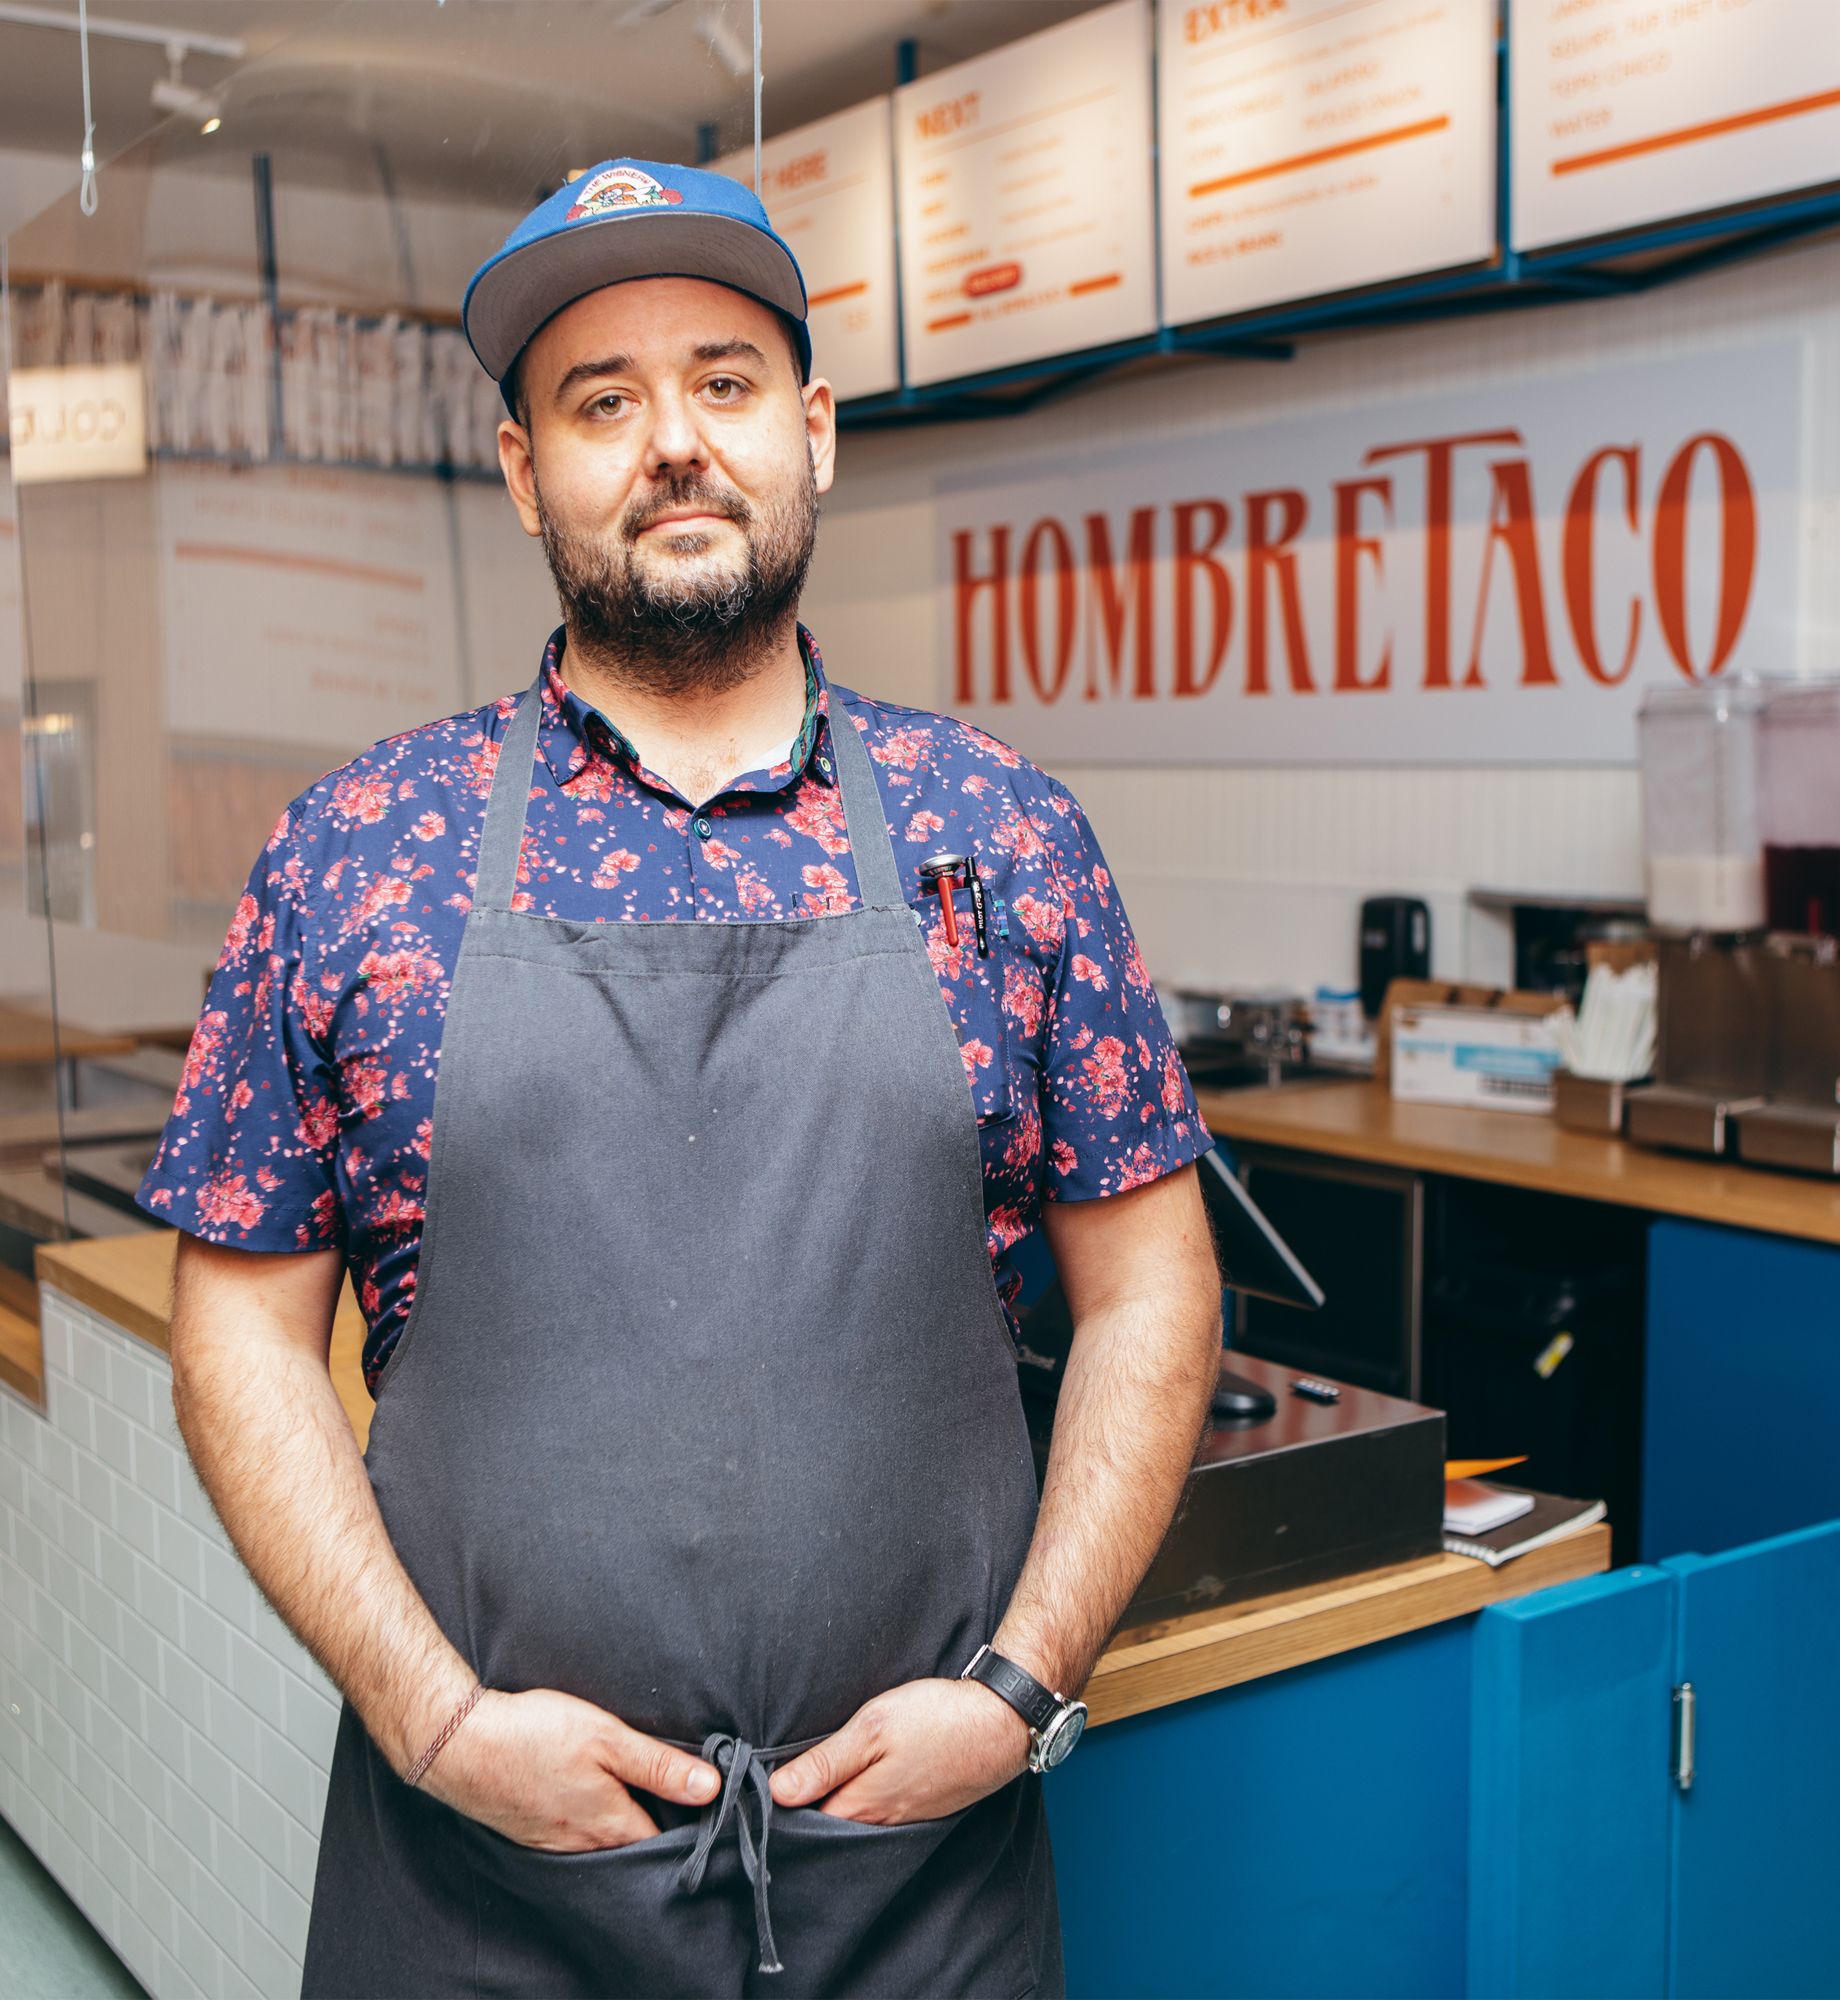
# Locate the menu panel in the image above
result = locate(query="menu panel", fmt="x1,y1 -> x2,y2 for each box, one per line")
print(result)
894,0 -> 1157,388
715,99 -> 900,403
1159,0 -> 1497,327
1513,0 -> 1840,252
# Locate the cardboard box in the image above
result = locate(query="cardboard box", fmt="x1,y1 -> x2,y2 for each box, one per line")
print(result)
1391,1001 -> 1568,1113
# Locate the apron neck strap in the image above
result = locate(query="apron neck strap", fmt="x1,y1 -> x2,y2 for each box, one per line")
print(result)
473,671 -> 547,914
823,692 -> 905,910
472,665 -> 906,915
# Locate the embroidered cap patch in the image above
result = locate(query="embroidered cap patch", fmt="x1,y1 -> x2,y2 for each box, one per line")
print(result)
567,166 -> 686,220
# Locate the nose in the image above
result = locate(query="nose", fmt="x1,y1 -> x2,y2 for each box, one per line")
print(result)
642,384 -> 708,481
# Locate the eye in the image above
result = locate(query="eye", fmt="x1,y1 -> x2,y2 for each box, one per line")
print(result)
588,391 -> 629,418
704,375 -> 745,402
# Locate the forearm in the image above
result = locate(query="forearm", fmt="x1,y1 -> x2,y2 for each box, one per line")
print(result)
171,1334 -> 473,1776
994,1280 -> 1221,1697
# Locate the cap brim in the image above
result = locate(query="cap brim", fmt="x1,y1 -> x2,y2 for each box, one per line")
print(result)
463,210 -> 808,382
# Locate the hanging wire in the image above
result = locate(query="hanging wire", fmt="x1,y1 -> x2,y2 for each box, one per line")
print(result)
76,0 -> 98,214
752,0 -> 762,192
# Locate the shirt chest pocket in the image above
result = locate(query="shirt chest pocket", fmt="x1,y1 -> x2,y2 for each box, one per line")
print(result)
907,898 -> 1031,1129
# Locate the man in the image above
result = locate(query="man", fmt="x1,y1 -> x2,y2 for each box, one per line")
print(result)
140,160 -> 1222,1999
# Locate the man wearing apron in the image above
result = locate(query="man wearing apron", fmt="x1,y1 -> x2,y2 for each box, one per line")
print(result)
142,162 -> 1224,1998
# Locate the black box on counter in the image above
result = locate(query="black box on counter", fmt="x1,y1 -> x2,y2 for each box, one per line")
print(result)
1025,1350 -> 1445,1634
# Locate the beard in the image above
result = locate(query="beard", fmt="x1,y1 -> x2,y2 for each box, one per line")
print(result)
534,451 -> 819,697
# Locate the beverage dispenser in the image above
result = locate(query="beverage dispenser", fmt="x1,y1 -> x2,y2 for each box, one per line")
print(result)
1627,681 -> 1770,1156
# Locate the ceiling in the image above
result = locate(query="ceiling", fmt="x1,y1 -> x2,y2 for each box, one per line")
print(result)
1,0 -> 1114,210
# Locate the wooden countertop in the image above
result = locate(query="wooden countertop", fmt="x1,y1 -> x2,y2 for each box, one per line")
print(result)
34,1230 -> 1609,1719
0,1003 -> 139,1066
1199,1079 -> 1840,1246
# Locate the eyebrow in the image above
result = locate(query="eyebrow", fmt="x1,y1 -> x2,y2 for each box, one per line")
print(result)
552,340 -> 770,406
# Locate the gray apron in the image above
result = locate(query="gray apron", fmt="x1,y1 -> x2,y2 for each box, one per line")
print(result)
300,669 -> 1062,1999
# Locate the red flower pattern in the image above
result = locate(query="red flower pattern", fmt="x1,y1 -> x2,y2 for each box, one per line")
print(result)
138,626 -> 1208,1394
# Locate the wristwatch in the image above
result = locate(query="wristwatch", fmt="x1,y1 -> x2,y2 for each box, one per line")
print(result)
959,1644 -> 1088,1773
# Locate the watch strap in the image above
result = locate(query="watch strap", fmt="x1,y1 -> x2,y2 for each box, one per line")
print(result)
959,1645 -> 1061,1735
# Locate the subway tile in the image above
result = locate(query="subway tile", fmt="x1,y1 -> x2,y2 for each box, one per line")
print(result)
233,1767 -> 292,1875
76,1569 -> 122,1655
229,1629 -> 286,1728
258,1727 -> 320,1832
114,1600 -> 161,1680
160,1641 -> 214,1735
97,1522 -> 138,1607
142,1684 -> 190,1780
132,1424 -> 185,1518
283,1813 -> 319,1899
184,1726 -> 237,1824
128,1853 -> 179,1956
236,1907 -> 303,2000
204,1678 -> 262,1779
191,1862 -> 245,1971
68,1621 -> 108,1703
38,1305 -> 74,1377
154,1939 -> 203,2000
72,1736 -> 113,1818
150,1816 -> 196,1902
75,1446 -> 116,1529
10,1513 -> 48,1590
262,1861 -> 311,1961
59,1492 -> 103,1578
125,1733 -> 171,1825
39,1703 -> 75,1780
56,1379 -> 96,1455
92,1400 -> 135,1478
110,1902 -> 162,1996
211,1818 -> 267,1924
85,1692 -> 128,1773
119,1489 -> 162,1562
40,1429 -> 79,1502
280,1670 -> 340,1765
249,1595 -> 311,1677
109,1614 -> 158,1701
157,1500 -> 207,1598
178,1466 -> 222,1538
181,1590 -> 234,1691
107,1769 -> 155,1863
0,1437 -> 22,1513
139,1566 -> 185,1649
197,1540 -> 254,1634
70,1323 -> 111,1397
45,1534 -> 86,1617
164,1766 -> 218,1876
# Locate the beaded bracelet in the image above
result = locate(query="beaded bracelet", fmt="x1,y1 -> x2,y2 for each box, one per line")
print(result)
405,1680 -> 486,1788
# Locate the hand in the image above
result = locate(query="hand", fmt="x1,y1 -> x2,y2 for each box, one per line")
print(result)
414,1686 -> 721,1852
768,1678 -> 1030,1824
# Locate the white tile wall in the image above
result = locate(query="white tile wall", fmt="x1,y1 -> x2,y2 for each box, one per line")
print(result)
0,1288 -> 342,2000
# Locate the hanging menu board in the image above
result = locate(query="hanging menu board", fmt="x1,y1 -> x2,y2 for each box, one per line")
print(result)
714,99 -> 900,404
1512,0 -> 1840,253
1159,0 -> 1497,327
894,0 -> 1157,388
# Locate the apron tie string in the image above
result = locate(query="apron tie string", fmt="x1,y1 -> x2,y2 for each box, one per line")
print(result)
677,1733 -> 783,1976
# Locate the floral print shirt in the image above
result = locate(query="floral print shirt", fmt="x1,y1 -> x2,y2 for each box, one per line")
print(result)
136,625 -> 1211,1394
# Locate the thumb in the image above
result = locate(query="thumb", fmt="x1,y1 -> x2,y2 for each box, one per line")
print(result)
603,1721 -> 722,1806
772,1712 -> 879,1807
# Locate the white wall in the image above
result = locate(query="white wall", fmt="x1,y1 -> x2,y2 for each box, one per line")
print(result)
801,232 -> 1840,997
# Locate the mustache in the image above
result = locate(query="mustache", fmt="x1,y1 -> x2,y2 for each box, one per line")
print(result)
622,477 -> 750,542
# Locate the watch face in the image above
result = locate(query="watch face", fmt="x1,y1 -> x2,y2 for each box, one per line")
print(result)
1037,1704 -> 1087,1771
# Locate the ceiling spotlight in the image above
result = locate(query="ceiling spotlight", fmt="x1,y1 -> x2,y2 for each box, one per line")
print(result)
151,40 -> 222,127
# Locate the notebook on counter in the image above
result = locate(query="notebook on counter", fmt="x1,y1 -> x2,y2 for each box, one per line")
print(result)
1442,1483 -> 1607,1567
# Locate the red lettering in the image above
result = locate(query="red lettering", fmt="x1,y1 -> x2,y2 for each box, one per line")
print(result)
1653,433 -> 1756,682
1466,459 -> 1557,688
1172,499 -> 1233,698
1019,518 -> 1076,704
1563,446 -> 1642,686
1084,509 -> 1157,701
1333,477 -> 1391,692
952,526 -> 1010,705
1365,430 -> 1521,690
1244,488 -> 1315,695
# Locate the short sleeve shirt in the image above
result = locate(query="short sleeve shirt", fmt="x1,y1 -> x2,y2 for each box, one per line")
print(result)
136,626 -> 1212,1393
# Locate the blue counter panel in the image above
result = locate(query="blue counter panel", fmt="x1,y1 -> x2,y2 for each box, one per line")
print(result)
1048,1619 -> 1472,2000
1644,1221 -> 1840,1562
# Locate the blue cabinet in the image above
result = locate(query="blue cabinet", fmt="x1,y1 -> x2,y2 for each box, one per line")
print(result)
1644,1221 -> 1840,1562
1468,1519 -> 1840,2000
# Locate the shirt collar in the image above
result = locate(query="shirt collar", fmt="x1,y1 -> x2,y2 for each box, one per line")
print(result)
535,623 -> 836,801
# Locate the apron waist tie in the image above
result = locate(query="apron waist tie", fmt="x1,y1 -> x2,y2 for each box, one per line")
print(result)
677,1734 -> 784,1976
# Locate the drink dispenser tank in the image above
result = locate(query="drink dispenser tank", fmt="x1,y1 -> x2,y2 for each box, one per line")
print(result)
1760,685 -> 1840,938
1637,680 -> 1767,934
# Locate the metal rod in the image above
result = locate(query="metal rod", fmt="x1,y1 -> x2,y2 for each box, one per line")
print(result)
0,0 -> 243,58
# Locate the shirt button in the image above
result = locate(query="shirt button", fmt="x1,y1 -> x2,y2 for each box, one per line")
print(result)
693,815 -> 714,839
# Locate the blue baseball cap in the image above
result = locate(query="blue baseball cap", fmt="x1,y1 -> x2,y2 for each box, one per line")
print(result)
462,158 -> 812,414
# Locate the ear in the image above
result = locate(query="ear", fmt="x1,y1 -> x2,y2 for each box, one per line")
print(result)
803,376 -> 838,499
498,417 -> 542,538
